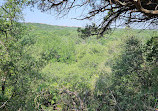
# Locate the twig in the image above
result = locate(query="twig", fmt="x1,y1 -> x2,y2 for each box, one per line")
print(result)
0,100 -> 8,109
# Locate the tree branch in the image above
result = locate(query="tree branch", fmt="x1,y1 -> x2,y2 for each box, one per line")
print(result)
0,100 -> 8,109
133,0 -> 158,15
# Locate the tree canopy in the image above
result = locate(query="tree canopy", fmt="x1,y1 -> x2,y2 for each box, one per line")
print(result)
0,0 -> 158,110
28,0 -> 158,35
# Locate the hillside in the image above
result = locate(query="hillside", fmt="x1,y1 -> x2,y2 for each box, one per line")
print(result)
20,23 -> 157,110
1,1 -> 158,110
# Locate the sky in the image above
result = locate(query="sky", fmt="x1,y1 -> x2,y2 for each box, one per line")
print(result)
0,0 -> 92,27
0,0 -> 141,29
21,2 -> 157,29
23,6 -> 92,27
0,1 -> 157,29
22,6 -> 124,28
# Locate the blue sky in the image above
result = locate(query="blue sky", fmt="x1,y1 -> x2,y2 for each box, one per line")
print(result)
0,0 -> 92,27
22,6 -> 148,29
0,0 -> 136,28
1,1 -> 156,29
23,6 -> 92,27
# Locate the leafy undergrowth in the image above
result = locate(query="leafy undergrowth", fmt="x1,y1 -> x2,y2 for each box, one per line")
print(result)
22,23 -> 157,110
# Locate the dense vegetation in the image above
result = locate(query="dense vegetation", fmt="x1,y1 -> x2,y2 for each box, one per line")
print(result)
1,22 -> 158,110
28,0 -> 158,35
0,1 -> 158,111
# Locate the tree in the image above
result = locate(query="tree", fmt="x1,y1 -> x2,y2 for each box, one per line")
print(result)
77,23 -> 99,39
0,1 -> 43,110
143,36 -> 158,89
113,36 -> 143,77
109,36 -> 158,110
28,0 -> 158,35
